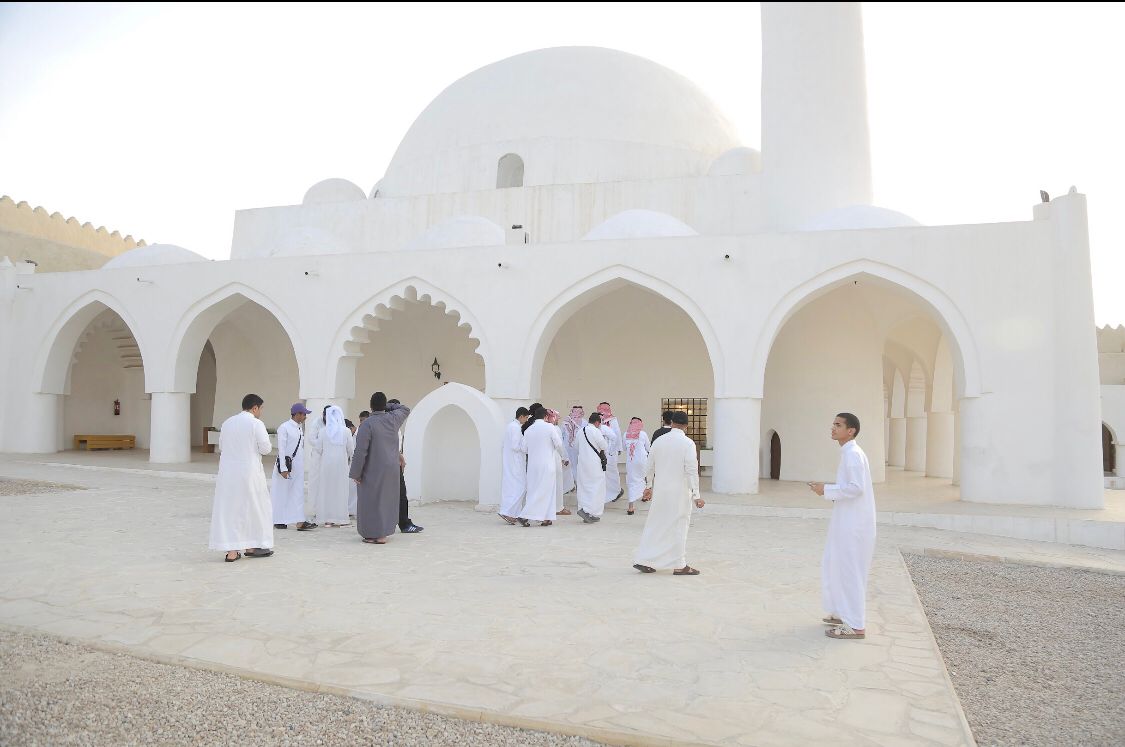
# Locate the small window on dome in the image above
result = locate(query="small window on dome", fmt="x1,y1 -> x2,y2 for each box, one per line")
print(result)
497,153 -> 524,189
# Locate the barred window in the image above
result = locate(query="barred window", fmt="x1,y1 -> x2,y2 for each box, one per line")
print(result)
660,397 -> 708,451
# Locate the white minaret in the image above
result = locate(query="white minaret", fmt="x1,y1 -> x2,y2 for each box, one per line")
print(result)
761,2 -> 874,230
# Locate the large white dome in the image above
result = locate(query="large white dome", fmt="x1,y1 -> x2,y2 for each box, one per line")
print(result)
380,47 -> 742,197
102,244 -> 207,269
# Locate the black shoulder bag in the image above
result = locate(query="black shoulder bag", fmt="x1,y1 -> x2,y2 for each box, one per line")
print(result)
278,434 -> 302,474
583,427 -> 608,471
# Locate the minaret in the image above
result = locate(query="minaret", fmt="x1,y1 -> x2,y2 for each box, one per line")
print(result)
761,2 -> 874,230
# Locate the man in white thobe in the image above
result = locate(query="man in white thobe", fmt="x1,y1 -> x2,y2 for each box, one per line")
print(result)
632,412 -> 703,575
810,412 -> 876,640
498,407 -> 530,524
598,418 -> 617,505
272,402 -> 317,531
209,394 -> 275,562
576,413 -> 609,524
598,402 -> 624,502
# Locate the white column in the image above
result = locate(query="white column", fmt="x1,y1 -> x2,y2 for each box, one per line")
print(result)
711,396 -> 761,495
22,393 -> 61,453
1116,443 -> 1123,477
888,417 -> 906,467
925,412 -> 955,478
883,417 -> 891,464
149,392 -> 192,463
952,409 -> 961,486
904,416 -> 928,472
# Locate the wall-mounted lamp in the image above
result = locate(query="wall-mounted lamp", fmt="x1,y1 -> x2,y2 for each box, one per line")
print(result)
497,262 -> 506,269
304,270 -> 319,278
432,357 -> 442,380
723,254 -> 730,260
136,277 -> 153,284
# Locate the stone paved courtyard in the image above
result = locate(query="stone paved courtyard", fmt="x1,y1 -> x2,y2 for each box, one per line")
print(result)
1,457 -> 1120,745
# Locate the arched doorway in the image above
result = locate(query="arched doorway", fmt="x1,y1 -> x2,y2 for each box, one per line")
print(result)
769,431 -> 781,480
1105,423 -> 1117,475
421,406 -> 480,501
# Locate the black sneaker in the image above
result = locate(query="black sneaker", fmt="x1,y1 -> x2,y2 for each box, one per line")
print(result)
274,524 -> 288,529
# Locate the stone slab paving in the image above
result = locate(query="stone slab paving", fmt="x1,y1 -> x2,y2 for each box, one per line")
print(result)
6,460 -> 1119,745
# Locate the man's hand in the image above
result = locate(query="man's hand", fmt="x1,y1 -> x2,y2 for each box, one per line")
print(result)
352,478 -> 361,485
694,497 -> 705,509
399,454 -> 406,469
562,460 -> 569,467
808,482 -> 825,496
281,471 -> 290,480
642,487 -> 652,502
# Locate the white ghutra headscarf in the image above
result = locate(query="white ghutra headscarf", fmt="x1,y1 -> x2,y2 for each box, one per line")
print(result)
324,405 -> 347,446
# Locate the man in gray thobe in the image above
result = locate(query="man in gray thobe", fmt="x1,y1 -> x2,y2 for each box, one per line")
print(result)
350,392 -> 411,543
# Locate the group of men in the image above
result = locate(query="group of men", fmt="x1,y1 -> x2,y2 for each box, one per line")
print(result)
208,391 -> 423,562
498,401 -> 876,640
209,392 -> 877,641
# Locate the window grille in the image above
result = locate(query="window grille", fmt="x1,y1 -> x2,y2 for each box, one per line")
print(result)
660,397 -> 708,451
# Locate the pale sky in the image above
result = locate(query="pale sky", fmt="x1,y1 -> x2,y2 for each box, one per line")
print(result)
1,2 -> 1122,323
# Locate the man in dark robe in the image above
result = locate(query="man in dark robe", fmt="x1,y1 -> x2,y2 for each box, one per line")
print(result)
350,392 -> 411,544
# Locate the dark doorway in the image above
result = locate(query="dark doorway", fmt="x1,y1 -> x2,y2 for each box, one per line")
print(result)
1104,423 -> 1116,474
770,432 -> 781,480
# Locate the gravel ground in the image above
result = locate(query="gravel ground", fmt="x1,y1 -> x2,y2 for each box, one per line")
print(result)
0,478 -> 84,496
0,629 -> 601,747
905,555 -> 1125,747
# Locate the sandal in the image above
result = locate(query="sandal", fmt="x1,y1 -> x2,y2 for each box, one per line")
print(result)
822,615 -> 843,625
297,522 -> 317,531
825,624 -> 865,640
633,563 -> 656,573
517,518 -> 531,527
362,537 -> 387,544
673,565 -> 700,576
557,509 -> 572,516
627,510 -> 635,515
498,513 -> 518,525
244,548 -> 274,558
540,520 -> 553,527
224,552 -> 242,562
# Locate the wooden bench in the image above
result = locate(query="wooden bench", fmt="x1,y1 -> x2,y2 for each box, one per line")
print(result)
73,434 -> 136,450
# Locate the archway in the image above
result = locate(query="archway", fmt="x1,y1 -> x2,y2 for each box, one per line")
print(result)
497,153 -> 524,188
401,383 -> 506,507
329,281 -> 487,420
759,273 -> 972,486
533,278 -> 717,468
168,289 -> 301,456
1105,423 -> 1117,475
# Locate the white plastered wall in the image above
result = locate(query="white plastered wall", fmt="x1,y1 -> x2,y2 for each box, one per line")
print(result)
63,323 -> 151,448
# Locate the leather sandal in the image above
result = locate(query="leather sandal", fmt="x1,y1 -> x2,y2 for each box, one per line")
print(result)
673,565 -> 700,576
224,552 -> 242,562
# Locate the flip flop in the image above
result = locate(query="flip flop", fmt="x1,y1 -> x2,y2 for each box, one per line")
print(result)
825,624 -> 865,640
497,513 -> 518,525
224,552 -> 242,563
244,549 -> 274,558
633,563 -> 656,573
362,538 -> 387,544
673,566 -> 700,576
822,616 -> 843,625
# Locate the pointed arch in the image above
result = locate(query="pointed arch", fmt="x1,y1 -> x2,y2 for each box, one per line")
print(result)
33,290 -> 152,395
401,383 -> 507,506
165,283 -> 305,393
326,277 -> 489,400
520,265 -> 724,397
751,260 -> 982,400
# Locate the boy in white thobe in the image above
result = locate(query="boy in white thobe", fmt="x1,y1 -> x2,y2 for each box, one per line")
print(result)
272,403 -> 316,531
623,417 -> 651,515
632,412 -> 703,575
209,394 -> 275,562
576,413 -> 609,523
598,420 -> 616,504
810,412 -> 876,640
498,407 -> 530,524
598,402 -> 623,501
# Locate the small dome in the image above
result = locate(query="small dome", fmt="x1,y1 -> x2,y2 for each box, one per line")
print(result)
302,179 -> 367,205
405,216 -> 505,251
270,226 -> 353,257
708,147 -> 762,176
102,244 -> 207,268
382,47 -> 742,196
799,205 -> 922,232
582,210 -> 698,241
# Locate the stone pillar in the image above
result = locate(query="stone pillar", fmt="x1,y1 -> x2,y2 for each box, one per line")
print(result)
711,397 -> 761,495
150,392 -> 192,463
888,417 -> 906,467
22,393 -> 61,453
925,412 -> 955,478
904,416 -> 928,472
883,417 -> 891,464
952,410 -> 961,486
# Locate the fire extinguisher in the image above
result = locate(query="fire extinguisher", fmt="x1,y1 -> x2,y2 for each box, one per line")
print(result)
114,399 -> 121,417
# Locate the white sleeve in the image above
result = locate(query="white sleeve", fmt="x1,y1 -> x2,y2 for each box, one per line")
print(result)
254,420 -> 272,456
824,452 -> 865,501
682,440 -> 700,499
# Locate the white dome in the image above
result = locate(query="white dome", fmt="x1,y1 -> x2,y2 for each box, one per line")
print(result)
799,205 -> 922,232
708,147 -> 762,176
582,210 -> 698,241
102,244 -> 207,268
381,47 -> 742,197
405,216 -> 505,251
302,178 -> 366,205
